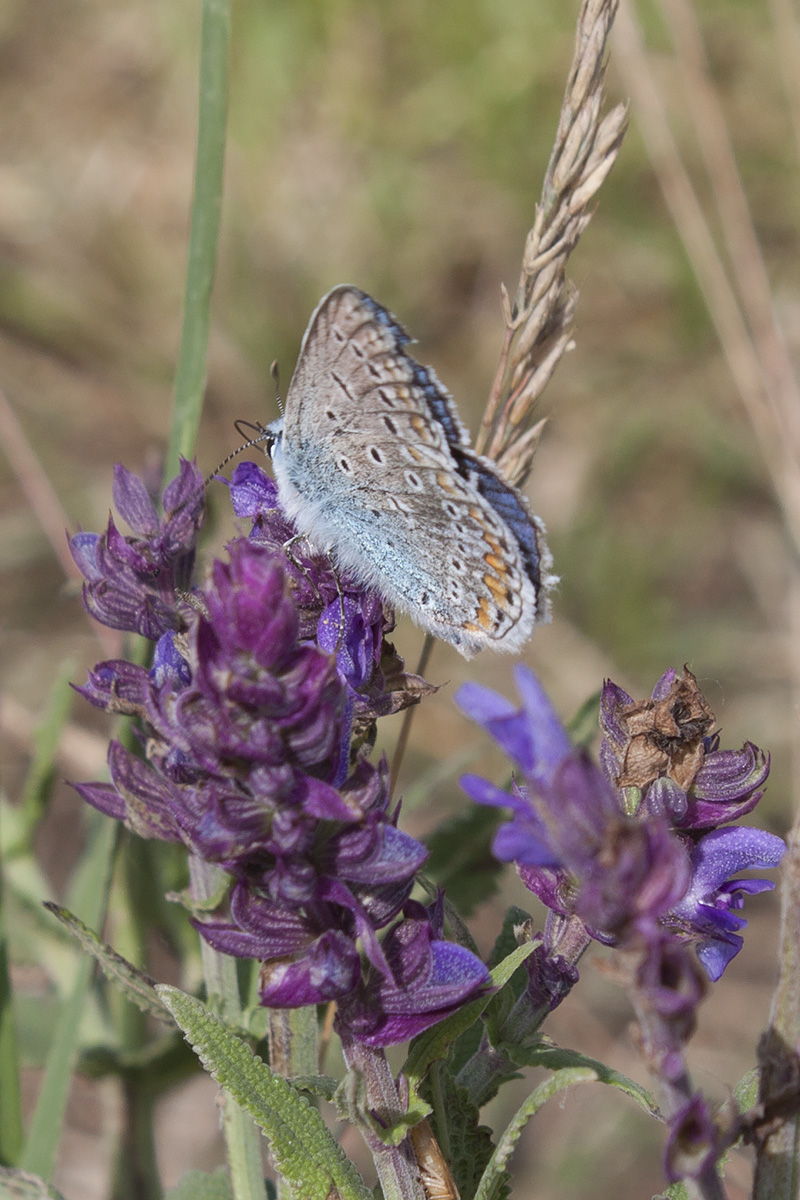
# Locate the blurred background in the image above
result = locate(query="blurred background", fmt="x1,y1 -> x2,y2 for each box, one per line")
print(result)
1,1 -> 795,1196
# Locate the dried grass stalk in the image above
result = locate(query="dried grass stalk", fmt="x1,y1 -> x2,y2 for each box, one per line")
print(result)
476,0 -> 627,486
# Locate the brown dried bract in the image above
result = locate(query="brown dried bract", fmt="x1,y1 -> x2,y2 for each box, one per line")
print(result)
616,667 -> 715,791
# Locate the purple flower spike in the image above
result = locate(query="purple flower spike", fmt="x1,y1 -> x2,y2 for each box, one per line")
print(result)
71,459 -> 486,1045
70,459 -> 205,640
460,665 -> 782,979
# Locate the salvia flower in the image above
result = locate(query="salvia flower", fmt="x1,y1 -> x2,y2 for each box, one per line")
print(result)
70,460 -> 205,640
457,666 -> 783,979
70,460 -> 488,1045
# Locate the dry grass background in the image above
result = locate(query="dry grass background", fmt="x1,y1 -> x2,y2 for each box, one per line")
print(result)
1,1 -> 796,1196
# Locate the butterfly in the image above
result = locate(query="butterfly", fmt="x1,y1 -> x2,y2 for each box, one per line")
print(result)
265,285 -> 553,658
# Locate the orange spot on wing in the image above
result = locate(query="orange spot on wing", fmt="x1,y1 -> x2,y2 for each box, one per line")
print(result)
476,596 -> 493,630
484,573 -> 507,599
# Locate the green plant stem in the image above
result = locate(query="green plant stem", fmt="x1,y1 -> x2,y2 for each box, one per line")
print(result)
166,0 -> 231,478
340,1038 -> 425,1200
190,856 -> 266,1200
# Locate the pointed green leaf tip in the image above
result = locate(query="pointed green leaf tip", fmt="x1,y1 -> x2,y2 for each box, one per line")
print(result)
157,986 -> 373,1200
44,904 -> 170,1024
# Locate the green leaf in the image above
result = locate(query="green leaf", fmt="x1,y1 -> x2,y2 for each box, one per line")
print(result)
487,907 -> 534,971
510,1043 -> 660,1118
43,904 -> 172,1024
158,986 -> 373,1200
165,1168 -> 233,1200
473,1068 -> 599,1200
423,803 -> 503,914
732,1066 -> 759,1114
0,1167 -> 66,1198
483,909 -> 538,1044
402,941 -> 535,1124
20,813 -> 118,1180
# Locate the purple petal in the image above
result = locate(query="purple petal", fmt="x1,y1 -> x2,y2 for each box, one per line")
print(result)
75,659 -> 150,711
69,532 -> 102,581
599,678 -> 634,750
70,779 -> 127,821
259,931 -> 362,1005
684,827 -> 785,900
651,668 -> 679,701
455,681 -> 517,725
225,461 -> 279,517
112,464 -> 159,535
493,819 -> 558,866
513,666 -> 573,788
460,774 -> 523,812
151,633 -> 191,688
162,458 -> 204,515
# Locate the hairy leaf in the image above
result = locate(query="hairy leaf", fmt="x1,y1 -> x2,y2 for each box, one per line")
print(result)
159,986 -> 372,1200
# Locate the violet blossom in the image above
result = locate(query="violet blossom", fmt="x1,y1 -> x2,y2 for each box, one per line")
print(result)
457,665 -> 783,979
70,460 -> 488,1045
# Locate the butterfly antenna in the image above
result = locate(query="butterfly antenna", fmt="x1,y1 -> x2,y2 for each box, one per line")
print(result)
203,421 -> 272,487
271,360 -> 284,415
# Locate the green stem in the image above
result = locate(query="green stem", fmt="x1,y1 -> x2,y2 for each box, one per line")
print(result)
340,1037 -> 425,1200
166,0 -> 231,477
189,857 -> 266,1200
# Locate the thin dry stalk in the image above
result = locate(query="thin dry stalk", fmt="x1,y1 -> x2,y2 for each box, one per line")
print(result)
659,0 -> 800,516
476,0 -> 627,486
769,0 -> 800,166
613,3 -> 800,546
